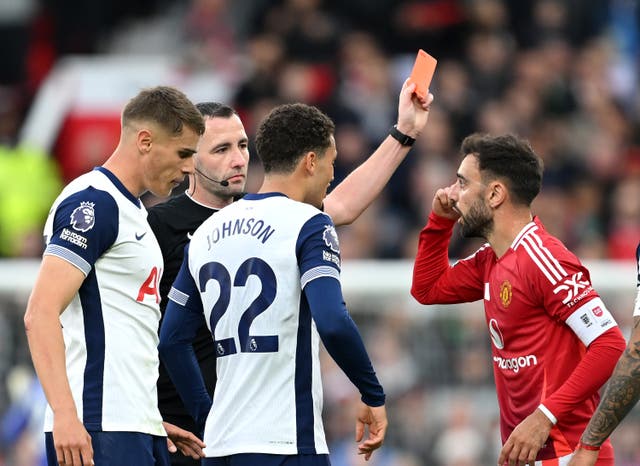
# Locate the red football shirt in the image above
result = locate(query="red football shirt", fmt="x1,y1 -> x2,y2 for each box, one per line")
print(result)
412,214 -> 622,462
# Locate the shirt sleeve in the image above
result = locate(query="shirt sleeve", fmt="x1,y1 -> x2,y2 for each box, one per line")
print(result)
519,232 -> 626,420
158,245 -> 211,430
522,235 -> 618,347
541,326 -> 626,420
411,212 -> 486,305
297,213 -> 385,406
44,187 -> 118,276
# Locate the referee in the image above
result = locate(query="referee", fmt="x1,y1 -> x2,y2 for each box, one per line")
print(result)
148,102 -> 245,466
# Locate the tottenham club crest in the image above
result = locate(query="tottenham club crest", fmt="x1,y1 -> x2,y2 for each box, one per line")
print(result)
70,202 -> 96,232
323,225 -> 340,253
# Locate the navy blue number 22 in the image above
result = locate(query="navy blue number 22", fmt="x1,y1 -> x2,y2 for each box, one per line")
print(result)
198,258 -> 278,357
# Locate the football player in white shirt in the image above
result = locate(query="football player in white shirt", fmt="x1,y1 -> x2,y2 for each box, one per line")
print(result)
150,77 -> 432,466
159,101 -> 410,465
24,86 -> 207,466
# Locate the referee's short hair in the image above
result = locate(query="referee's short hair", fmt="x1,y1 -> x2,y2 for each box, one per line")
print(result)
195,102 -> 238,119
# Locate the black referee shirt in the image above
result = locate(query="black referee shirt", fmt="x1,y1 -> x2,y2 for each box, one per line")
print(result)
147,192 -> 219,425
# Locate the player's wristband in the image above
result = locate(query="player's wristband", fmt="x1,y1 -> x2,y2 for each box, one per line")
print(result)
389,125 -> 416,146
577,441 -> 601,451
537,403 -> 557,425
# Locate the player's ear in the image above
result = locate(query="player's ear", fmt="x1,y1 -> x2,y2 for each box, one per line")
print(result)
487,181 -> 506,208
303,151 -> 317,174
136,128 -> 153,154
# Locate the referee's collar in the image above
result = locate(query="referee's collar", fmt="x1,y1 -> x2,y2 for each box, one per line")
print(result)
184,190 -> 221,211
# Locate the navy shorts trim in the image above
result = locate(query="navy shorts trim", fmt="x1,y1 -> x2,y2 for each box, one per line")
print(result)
45,431 -> 170,466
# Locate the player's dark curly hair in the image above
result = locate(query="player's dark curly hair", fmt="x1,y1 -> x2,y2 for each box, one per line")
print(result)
255,103 -> 335,173
461,133 -> 543,206
122,86 -> 205,136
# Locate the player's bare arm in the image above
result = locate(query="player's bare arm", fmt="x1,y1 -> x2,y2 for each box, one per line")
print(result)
25,256 -> 93,466
579,317 -> 640,445
323,79 -> 433,226
567,318 -> 640,466
567,448 -> 598,466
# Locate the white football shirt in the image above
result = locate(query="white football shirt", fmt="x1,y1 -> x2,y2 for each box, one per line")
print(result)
169,192 -> 342,456
42,167 -> 165,436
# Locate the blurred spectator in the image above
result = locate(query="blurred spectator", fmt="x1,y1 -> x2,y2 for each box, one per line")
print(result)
432,400 -> 485,466
429,60 -> 476,142
564,176 -> 608,259
0,366 -> 45,466
180,0 -> 240,82
337,32 -> 395,140
234,33 -> 285,112
364,313 -> 420,397
388,0 -> 466,57
0,0 -> 36,86
0,87 -> 25,146
0,145 -> 62,257
607,175 -> 640,260
465,30 -> 514,104
330,436 -> 421,466
253,0 -> 341,62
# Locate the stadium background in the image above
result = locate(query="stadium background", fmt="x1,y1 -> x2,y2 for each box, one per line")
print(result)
0,0 -> 639,464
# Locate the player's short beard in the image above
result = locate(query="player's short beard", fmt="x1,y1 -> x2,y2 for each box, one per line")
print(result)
459,198 -> 493,239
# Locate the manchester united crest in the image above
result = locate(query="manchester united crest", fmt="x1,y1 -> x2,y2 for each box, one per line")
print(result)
500,280 -> 512,308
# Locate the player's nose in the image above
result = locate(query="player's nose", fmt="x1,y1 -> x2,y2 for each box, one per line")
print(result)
448,182 -> 460,199
181,156 -> 195,175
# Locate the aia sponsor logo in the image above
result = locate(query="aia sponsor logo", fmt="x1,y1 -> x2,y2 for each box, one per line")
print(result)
553,271 -> 590,305
136,266 -> 162,303
489,318 -> 505,349
499,280 -> 512,308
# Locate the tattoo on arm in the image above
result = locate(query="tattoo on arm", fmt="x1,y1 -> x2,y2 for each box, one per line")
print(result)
582,318 -> 640,446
